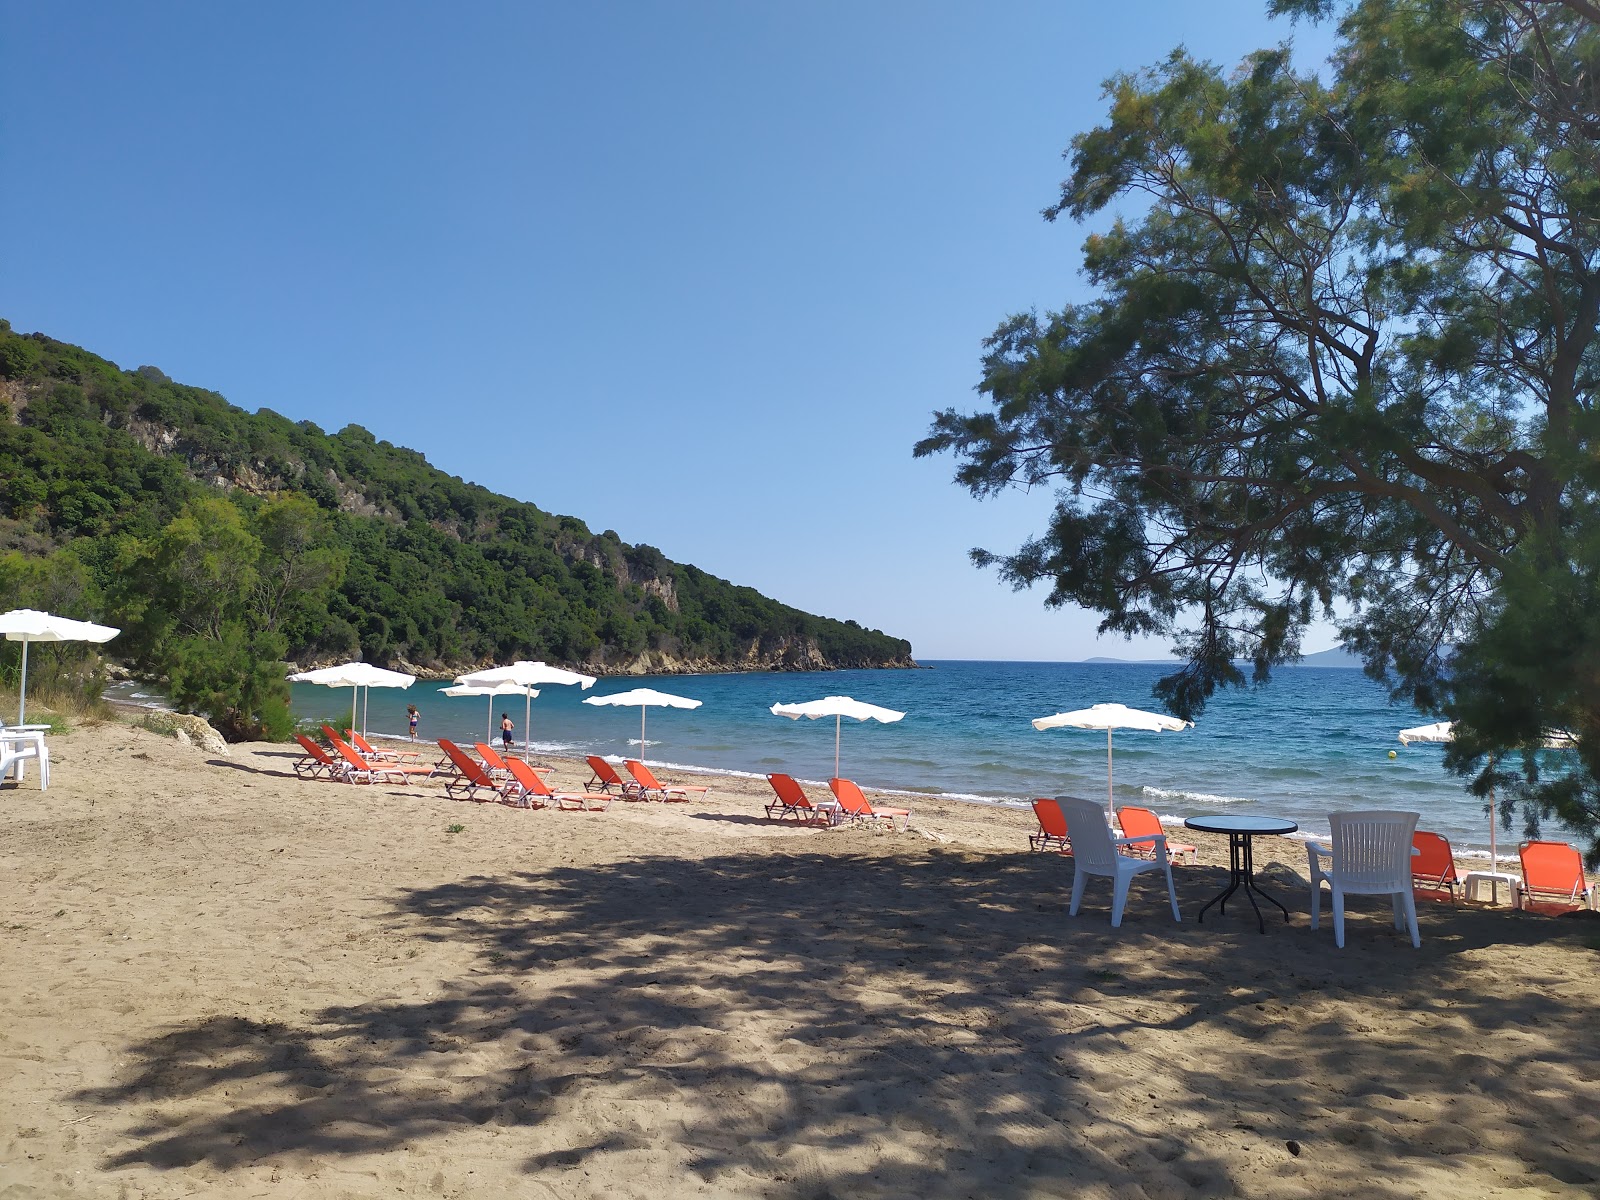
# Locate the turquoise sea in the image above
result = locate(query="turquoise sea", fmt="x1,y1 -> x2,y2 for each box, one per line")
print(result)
289,659 -> 1572,863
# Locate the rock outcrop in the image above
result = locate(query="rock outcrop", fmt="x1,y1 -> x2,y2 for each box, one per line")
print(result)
137,710 -> 230,755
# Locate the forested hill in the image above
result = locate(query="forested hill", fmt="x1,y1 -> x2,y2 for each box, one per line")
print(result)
0,321 -> 914,682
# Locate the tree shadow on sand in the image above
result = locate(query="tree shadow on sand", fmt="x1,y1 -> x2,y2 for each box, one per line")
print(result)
76,848 -> 1600,1195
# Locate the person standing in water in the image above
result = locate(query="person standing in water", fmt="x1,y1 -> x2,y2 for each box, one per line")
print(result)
501,713 -> 515,753
407,704 -> 419,741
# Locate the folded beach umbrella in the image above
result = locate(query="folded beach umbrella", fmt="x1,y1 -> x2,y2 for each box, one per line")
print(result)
1396,720 -> 1576,899
455,661 -> 596,761
583,687 -> 701,756
770,696 -> 906,778
0,608 -> 120,724
442,682 -> 539,746
287,661 -> 415,739
1032,702 -> 1194,819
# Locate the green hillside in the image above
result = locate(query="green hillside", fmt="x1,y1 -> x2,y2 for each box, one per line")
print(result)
0,321 -> 911,734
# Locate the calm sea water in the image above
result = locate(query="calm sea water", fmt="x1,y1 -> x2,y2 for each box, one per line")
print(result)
290,660 -> 1569,861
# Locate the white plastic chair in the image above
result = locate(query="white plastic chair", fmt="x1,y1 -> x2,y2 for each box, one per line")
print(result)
1057,795 -> 1181,928
1307,811 -> 1421,948
0,728 -> 48,790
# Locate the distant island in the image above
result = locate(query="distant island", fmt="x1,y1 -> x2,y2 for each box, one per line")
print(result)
1082,647 -> 1363,669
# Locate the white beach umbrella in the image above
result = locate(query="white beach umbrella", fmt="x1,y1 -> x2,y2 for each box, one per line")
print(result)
1396,720 -> 1576,899
442,682 -> 539,746
769,695 -> 906,778
455,661 -> 596,761
1032,702 -> 1194,819
583,687 -> 702,756
0,609 -> 120,724
287,661 -> 415,738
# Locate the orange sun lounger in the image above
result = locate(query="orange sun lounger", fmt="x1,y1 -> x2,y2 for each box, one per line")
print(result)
505,758 -> 611,811
328,732 -> 436,785
436,739 -> 518,802
828,777 -> 912,833
765,773 -> 838,826
1029,798 -> 1071,853
1518,841 -> 1593,912
1411,830 -> 1460,901
624,759 -> 710,803
474,743 -> 516,779
293,733 -> 346,780
1117,806 -> 1196,864
585,756 -> 631,795
347,730 -> 420,763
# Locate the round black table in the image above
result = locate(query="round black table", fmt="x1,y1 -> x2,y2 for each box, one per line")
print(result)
1184,814 -> 1299,933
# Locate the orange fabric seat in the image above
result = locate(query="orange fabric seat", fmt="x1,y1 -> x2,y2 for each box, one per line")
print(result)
828,777 -> 911,833
585,755 -> 631,795
328,731 -> 435,785
765,773 -> 838,826
474,742 -> 515,778
437,739 -> 517,802
1411,831 -> 1460,901
1117,806 -> 1196,864
624,759 -> 710,802
1518,841 -> 1592,913
505,758 -> 610,811
292,733 -> 345,780
347,729 -> 420,763
1029,798 -> 1071,854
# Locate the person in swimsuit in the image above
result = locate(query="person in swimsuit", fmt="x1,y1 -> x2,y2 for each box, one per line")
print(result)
501,713 -> 514,752
407,705 -> 419,740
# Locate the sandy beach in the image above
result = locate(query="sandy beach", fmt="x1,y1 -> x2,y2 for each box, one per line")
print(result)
2,720 -> 1598,1199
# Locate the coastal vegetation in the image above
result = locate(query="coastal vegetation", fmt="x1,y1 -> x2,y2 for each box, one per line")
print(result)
0,324 -> 911,738
919,1 -> 1600,852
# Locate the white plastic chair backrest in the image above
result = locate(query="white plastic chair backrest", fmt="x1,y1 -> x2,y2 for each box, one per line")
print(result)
1328,811 -> 1419,888
1057,796 -> 1118,871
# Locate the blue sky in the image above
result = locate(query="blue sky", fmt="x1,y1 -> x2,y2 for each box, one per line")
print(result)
0,1 -> 1338,661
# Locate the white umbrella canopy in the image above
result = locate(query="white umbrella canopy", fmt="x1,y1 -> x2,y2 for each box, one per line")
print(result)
442,683 -> 539,746
455,661 -> 596,761
287,661 -> 415,738
770,695 -> 906,778
1032,702 -> 1194,819
583,688 -> 702,756
0,608 -> 120,724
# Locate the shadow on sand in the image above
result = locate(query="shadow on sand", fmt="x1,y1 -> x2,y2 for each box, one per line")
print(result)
75,846 -> 1600,1195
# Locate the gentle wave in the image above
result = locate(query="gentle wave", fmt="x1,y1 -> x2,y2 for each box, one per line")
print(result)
1141,785 -> 1255,806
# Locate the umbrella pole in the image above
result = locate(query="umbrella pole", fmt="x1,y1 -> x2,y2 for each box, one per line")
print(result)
835,714 -> 841,779
485,696 -> 493,745
351,685 -> 358,737
524,690 -> 532,762
16,638 -> 29,725
640,707 -> 647,758
362,686 -> 369,740
1107,729 -> 1114,821
1490,783 -> 1499,905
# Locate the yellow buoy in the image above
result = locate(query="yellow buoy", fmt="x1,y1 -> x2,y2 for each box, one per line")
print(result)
1388,749 -> 1398,759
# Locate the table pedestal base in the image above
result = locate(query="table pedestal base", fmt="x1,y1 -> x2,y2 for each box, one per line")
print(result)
1196,832 -> 1290,933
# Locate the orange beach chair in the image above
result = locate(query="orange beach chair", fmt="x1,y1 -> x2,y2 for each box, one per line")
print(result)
328,732 -> 436,785
474,742 -> 516,779
585,756 -> 631,795
1117,806 -> 1197,864
828,777 -> 912,833
765,773 -> 838,826
624,759 -> 711,803
1518,841 -> 1592,912
436,739 -> 518,802
348,729 -> 420,763
505,758 -> 611,811
1029,799 -> 1071,854
1410,831 -> 1460,902
293,733 -> 345,780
